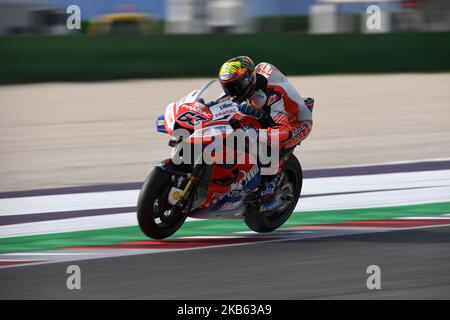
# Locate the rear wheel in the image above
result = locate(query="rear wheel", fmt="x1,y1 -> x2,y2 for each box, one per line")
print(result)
137,167 -> 188,239
244,154 -> 303,232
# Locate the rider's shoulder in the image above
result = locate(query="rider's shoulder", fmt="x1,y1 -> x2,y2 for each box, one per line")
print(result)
256,62 -> 278,77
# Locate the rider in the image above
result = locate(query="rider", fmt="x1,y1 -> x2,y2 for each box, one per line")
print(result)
218,56 -> 313,209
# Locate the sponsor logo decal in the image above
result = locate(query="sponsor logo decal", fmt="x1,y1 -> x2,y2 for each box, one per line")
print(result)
230,165 -> 259,191
267,93 -> 280,106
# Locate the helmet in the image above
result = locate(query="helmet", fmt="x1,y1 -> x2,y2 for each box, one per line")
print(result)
218,56 -> 257,103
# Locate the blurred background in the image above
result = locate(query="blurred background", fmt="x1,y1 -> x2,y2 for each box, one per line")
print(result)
1,0 -> 450,36
0,0 -> 450,83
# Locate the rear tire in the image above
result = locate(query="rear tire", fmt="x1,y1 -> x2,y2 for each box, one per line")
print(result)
137,167 -> 188,239
244,154 -> 303,233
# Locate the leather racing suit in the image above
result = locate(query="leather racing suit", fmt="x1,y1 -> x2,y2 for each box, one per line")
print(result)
238,62 -> 313,150
234,63 -> 314,207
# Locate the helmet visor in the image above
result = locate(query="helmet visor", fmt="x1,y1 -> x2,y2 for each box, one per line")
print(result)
222,77 -> 253,103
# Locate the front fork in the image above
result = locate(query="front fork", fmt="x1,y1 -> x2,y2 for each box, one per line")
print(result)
159,139 -> 206,202
159,153 -> 205,216
181,153 -> 204,201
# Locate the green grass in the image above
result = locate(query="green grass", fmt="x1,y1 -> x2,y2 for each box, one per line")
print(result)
1,202 -> 449,254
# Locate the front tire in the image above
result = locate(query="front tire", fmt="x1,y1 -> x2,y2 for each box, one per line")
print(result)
137,167 -> 188,239
244,154 -> 303,233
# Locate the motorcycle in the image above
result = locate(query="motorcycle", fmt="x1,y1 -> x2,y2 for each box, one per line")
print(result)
137,80 -> 304,239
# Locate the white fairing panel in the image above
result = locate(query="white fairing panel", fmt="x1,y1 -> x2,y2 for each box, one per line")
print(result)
209,100 -> 239,120
164,103 -> 176,133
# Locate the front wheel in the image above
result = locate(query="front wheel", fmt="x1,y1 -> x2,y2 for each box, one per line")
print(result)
137,167 -> 188,239
244,154 -> 303,233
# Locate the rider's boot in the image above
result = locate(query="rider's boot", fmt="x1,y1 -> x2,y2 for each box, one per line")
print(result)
247,170 -> 291,213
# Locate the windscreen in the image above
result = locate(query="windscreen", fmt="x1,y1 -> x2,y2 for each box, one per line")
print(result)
196,80 -> 228,104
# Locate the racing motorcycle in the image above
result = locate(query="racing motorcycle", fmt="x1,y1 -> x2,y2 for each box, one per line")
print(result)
137,80 -> 305,239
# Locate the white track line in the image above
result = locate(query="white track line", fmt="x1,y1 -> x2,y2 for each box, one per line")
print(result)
301,169 -> 450,195
0,213 -> 201,239
0,212 -> 137,238
296,185 -> 450,211
1,169 -> 449,217
0,167 -> 449,239
308,157 -> 450,170
2,223 -> 450,270
0,172 -> 449,238
394,216 -> 450,220
2,183 -> 449,238
0,190 -> 139,216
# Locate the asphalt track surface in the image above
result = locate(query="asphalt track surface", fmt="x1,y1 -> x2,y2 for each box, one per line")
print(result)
1,225 -> 449,299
